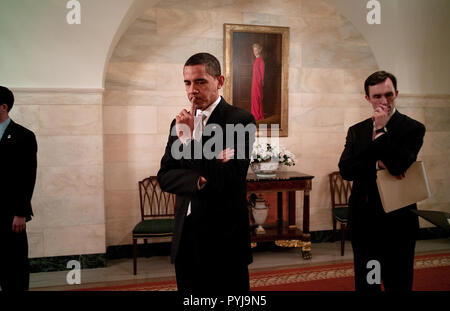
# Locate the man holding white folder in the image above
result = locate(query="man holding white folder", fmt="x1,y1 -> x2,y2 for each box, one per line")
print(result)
339,71 -> 426,291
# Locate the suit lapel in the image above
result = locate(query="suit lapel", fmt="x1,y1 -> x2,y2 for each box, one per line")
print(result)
386,110 -> 402,133
205,98 -> 226,127
360,118 -> 373,149
0,120 -> 15,146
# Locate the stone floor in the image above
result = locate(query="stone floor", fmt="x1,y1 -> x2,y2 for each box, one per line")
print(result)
29,238 -> 450,291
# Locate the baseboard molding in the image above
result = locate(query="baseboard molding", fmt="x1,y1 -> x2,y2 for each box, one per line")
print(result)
417,227 -> 450,240
106,243 -> 172,260
311,227 -> 449,243
29,227 -> 448,273
29,253 -> 107,273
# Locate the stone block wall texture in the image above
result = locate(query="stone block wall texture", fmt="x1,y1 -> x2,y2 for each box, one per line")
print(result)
10,90 -> 106,257
103,0 -> 449,247
12,0 -> 448,257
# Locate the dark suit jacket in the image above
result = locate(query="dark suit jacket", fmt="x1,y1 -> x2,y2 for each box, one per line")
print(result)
0,120 -> 37,227
338,110 -> 426,237
157,98 -> 255,266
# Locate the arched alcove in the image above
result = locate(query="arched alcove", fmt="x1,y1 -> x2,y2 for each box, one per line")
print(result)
102,0 -> 378,247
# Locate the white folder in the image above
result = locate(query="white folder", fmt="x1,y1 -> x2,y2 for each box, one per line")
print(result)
376,161 -> 431,213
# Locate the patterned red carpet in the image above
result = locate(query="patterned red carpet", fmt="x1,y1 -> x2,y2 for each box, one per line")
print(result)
77,253 -> 450,291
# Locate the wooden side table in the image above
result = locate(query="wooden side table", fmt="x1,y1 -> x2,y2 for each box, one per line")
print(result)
247,171 -> 314,259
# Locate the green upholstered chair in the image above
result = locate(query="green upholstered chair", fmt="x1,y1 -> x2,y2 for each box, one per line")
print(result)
132,176 -> 175,275
329,171 -> 352,256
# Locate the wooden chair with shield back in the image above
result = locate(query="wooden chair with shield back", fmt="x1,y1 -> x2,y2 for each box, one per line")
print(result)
329,171 -> 352,256
132,176 -> 175,275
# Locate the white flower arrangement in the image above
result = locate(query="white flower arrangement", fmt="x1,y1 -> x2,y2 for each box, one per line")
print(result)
251,143 -> 296,167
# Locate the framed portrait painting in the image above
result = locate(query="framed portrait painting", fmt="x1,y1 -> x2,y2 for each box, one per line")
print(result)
224,24 -> 289,137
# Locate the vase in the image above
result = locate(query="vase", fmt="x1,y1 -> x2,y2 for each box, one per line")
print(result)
251,196 -> 269,234
250,161 -> 279,178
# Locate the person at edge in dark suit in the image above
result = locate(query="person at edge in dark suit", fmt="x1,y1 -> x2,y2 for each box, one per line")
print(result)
339,71 -> 426,291
0,86 -> 38,291
157,53 -> 256,293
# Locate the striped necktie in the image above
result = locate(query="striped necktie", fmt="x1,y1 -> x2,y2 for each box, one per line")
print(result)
193,111 -> 206,141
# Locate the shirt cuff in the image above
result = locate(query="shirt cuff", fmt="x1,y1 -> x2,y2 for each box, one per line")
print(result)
197,177 -> 206,190
374,132 -> 385,140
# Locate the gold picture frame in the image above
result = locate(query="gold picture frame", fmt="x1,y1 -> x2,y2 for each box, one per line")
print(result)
224,24 -> 289,137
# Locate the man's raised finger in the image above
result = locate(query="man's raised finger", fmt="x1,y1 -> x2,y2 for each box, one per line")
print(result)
190,102 -> 196,117
180,109 -> 191,119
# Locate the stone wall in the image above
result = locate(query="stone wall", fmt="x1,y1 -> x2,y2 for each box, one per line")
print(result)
104,0 -> 377,246
10,89 -> 106,258
9,0 -> 448,257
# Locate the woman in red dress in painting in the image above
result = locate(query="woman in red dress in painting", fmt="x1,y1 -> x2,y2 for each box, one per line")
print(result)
251,43 -> 265,121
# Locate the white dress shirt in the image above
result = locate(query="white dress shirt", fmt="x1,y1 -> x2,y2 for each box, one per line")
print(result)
374,107 -> 396,170
187,96 -> 221,216
373,107 -> 396,140
0,117 -> 11,140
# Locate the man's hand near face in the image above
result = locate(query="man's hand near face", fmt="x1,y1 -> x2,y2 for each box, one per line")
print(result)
176,103 -> 196,144
372,105 -> 389,130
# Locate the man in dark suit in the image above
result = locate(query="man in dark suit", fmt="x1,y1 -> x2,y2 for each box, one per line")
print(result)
157,53 -> 255,292
0,86 -> 38,291
339,71 -> 426,291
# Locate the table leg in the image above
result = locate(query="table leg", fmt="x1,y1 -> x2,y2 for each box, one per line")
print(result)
288,191 -> 296,229
302,189 -> 312,259
277,192 -> 283,227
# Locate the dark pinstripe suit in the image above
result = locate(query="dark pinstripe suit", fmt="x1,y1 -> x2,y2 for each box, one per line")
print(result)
339,110 -> 425,291
158,98 -> 255,292
0,120 -> 37,291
